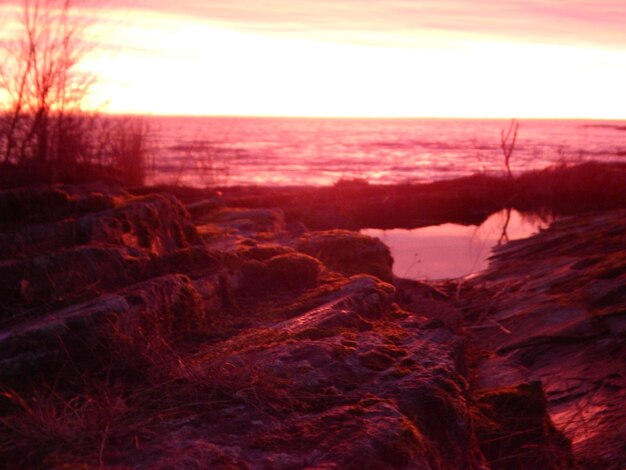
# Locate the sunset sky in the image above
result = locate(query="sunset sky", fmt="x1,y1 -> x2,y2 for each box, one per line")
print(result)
2,0 -> 626,118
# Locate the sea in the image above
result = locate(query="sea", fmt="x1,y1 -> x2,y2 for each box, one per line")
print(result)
142,116 -> 626,187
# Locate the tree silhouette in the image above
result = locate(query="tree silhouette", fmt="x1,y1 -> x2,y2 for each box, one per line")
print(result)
500,119 -> 519,179
1,0 -> 94,165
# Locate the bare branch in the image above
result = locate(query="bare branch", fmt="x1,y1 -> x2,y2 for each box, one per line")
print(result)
500,119 -> 519,179
1,0 -> 96,164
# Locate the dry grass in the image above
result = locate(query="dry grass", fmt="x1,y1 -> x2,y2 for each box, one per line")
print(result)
0,297 -> 300,467
0,356 -> 300,467
100,118 -> 151,187
0,382 -> 133,467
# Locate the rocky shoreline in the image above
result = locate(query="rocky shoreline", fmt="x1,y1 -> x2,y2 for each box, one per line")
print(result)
0,166 -> 624,468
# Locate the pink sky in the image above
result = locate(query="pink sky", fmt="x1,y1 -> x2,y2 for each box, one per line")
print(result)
2,0 -> 626,117
109,0 -> 626,47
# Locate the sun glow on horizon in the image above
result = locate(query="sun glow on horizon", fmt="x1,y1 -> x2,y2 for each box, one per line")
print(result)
2,2 -> 626,119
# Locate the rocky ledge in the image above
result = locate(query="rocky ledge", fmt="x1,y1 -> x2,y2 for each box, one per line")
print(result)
457,210 -> 626,469
0,182 -> 623,469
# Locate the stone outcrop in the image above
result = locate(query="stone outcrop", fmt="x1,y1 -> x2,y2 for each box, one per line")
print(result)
458,209 -> 626,469
0,274 -> 209,384
0,188 -> 205,316
296,229 -> 394,282
0,184 -> 119,226
4,182 -> 621,468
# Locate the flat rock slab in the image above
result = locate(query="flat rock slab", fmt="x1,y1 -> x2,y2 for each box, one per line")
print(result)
461,209 -> 626,467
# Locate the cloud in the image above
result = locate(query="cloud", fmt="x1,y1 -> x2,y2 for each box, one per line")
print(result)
108,0 -> 626,48
4,1 -> 626,47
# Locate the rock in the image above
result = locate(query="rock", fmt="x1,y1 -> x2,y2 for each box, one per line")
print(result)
0,218 -> 81,259
394,278 -> 463,331
274,275 -> 395,335
0,185 -> 118,226
0,193 -> 198,259
1,182 -> 597,468
0,274 -> 207,382
238,252 -> 323,295
149,245 -> 224,278
0,293 -> 129,382
460,209 -> 626,467
117,274 -> 207,345
264,253 -> 322,289
0,186 -> 73,225
237,243 -> 295,261
296,229 -> 394,282
129,400 -> 433,469
149,273 -> 485,469
0,188 -> 207,314
0,244 -> 228,316
185,196 -> 224,218
200,207 -> 286,233
248,400 -> 434,468
192,272 -> 236,317
0,246 -> 143,313
79,193 -> 199,254
476,382 -> 574,470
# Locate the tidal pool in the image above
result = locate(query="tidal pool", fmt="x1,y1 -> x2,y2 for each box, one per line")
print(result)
363,209 -> 553,280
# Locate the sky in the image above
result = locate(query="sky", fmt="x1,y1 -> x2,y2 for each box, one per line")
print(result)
2,0 -> 626,118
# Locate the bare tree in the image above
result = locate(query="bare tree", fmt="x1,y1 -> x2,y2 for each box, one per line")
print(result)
0,0 -> 94,166
500,118 -> 519,180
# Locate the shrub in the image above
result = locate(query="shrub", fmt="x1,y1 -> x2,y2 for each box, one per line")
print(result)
0,1 -> 149,187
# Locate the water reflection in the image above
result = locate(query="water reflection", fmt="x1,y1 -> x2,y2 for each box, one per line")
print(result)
363,209 -> 553,280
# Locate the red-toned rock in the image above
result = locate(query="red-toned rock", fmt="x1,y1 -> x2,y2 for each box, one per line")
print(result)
199,207 -> 286,233
460,209 -> 626,468
2,182 -> 603,468
296,229 -> 394,282
0,274 -> 208,383
0,246 -> 143,313
0,293 -> 128,381
476,382 -> 574,470
247,400 -> 434,468
0,185 -> 118,226
239,252 -> 323,294
0,188 -> 206,314
1,193 -> 197,259
142,274 -> 486,469
237,243 -> 295,261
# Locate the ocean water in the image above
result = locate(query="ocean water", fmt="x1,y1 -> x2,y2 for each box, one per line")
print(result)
142,116 -> 626,187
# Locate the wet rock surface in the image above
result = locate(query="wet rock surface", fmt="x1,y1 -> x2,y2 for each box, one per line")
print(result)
0,182 -> 623,468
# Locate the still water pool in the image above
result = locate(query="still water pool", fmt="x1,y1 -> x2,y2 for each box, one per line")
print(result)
363,209 -> 552,280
